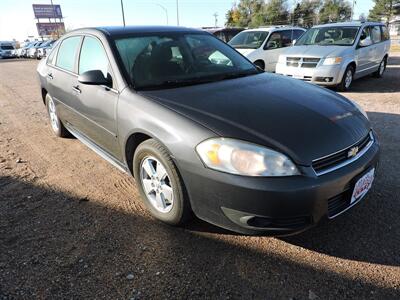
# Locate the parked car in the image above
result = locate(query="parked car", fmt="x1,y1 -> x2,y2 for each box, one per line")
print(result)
37,26 -> 379,235
228,26 -> 306,72
37,40 -> 56,59
27,41 -> 45,58
19,41 -> 40,58
0,41 -> 16,58
275,22 -> 391,91
203,27 -> 245,43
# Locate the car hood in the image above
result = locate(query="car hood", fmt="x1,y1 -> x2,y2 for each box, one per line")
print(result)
283,45 -> 350,58
235,48 -> 257,56
140,73 -> 370,165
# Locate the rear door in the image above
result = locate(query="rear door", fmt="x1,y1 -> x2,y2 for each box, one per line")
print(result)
50,35 -> 83,127
74,35 -> 121,158
355,26 -> 375,75
370,25 -> 384,67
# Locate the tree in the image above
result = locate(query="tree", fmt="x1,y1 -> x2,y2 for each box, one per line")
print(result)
264,0 -> 289,25
292,0 -> 321,27
369,0 -> 400,24
225,0 -> 289,27
318,0 -> 351,23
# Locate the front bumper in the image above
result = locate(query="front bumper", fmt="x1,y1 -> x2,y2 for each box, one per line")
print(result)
276,63 -> 345,86
179,138 -> 380,235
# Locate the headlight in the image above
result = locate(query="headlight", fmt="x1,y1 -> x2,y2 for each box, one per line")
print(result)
351,100 -> 369,120
323,57 -> 342,65
196,138 -> 300,177
278,55 -> 286,64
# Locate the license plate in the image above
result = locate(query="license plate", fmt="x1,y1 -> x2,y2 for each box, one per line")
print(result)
351,168 -> 375,204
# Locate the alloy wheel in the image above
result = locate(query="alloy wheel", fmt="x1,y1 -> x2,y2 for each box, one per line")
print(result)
47,97 -> 59,132
140,156 -> 174,213
345,69 -> 353,89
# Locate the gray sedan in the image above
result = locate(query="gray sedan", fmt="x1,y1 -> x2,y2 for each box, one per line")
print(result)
37,26 -> 379,235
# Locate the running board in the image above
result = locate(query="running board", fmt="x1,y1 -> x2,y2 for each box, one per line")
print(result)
65,123 -> 128,174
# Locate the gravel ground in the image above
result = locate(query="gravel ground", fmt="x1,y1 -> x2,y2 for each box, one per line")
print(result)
0,55 -> 399,299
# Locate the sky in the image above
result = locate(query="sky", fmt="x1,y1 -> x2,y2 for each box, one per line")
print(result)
0,0 -> 374,41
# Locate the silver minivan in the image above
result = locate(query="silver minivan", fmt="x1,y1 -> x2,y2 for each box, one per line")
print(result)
275,22 -> 391,91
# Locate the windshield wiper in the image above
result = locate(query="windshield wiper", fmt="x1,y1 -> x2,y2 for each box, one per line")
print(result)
136,70 -> 260,90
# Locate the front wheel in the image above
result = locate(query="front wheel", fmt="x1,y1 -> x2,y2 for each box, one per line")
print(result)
133,139 -> 192,225
336,65 -> 354,92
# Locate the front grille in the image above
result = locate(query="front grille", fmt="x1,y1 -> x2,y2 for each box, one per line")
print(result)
286,57 -> 320,68
327,188 -> 352,218
312,132 -> 373,176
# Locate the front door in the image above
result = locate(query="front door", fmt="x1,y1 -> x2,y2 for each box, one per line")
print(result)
73,35 -> 121,159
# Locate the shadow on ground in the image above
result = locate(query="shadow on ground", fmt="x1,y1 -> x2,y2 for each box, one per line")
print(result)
1,172 -> 399,299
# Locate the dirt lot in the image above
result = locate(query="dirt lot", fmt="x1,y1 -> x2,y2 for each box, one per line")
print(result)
1,55 -> 399,299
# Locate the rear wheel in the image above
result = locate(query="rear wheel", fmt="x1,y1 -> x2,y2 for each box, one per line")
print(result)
337,65 -> 354,92
373,57 -> 387,78
45,93 -> 70,138
133,139 -> 192,225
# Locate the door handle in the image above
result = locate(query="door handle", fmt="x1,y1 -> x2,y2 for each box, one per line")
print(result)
72,85 -> 81,94
47,72 -> 53,80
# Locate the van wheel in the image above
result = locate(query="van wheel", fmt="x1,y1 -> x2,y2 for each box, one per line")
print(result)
133,139 -> 192,225
254,60 -> 265,71
45,94 -> 70,138
373,57 -> 386,78
337,65 -> 354,92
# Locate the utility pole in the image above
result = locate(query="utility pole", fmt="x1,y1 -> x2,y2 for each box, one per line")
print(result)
176,0 -> 180,26
351,0 -> 356,21
155,3 -> 168,25
121,0 -> 126,26
213,12 -> 218,27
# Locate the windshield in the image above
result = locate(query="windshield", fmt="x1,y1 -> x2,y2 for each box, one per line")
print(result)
228,31 -> 269,49
114,32 -> 258,90
0,45 -> 14,50
296,26 -> 360,46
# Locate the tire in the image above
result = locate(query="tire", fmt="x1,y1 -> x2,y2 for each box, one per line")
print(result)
336,65 -> 355,92
254,60 -> 265,71
133,139 -> 192,225
373,57 -> 387,78
45,93 -> 70,138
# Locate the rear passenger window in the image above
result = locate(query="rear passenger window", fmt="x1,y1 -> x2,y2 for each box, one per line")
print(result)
79,36 -> 109,78
56,36 -> 81,72
381,26 -> 390,41
371,26 -> 382,43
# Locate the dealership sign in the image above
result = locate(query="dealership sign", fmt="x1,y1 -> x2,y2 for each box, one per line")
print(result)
36,22 -> 65,36
33,4 -> 63,19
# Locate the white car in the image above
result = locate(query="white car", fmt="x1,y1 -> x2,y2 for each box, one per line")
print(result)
0,41 -> 16,59
275,22 -> 391,91
229,26 -> 305,72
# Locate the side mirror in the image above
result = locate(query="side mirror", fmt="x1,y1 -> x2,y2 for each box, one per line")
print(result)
292,39 -> 297,46
359,37 -> 372,47
78,70 -> 111,86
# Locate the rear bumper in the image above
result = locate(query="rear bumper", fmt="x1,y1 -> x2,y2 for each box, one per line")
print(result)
179,139 -> 380,236
276,63 -> 345,86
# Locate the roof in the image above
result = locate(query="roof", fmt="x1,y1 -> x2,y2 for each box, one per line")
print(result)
241,26 -> 305,32
314,21 -> 385,28
96,25 -> 203,36
202,27 -> 244,33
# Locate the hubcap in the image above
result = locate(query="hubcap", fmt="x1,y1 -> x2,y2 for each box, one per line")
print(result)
140,156 -> 173,213
48,97 -> 59,132
345,70 -> 352,88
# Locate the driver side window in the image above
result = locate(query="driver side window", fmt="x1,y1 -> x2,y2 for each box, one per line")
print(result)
359,27 -> 372,47
264,32 -> 282,50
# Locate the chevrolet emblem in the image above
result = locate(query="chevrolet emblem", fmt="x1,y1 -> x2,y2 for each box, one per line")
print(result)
348,146 -> 359,158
